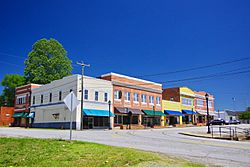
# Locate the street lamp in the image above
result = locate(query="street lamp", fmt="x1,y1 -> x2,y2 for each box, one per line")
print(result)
108,100 -> 112,130
205,93 -> 211,134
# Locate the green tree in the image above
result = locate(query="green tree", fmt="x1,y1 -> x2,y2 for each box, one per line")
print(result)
1,74 -> 26,106
239,107 -> 250,120
24,38 -> 72,84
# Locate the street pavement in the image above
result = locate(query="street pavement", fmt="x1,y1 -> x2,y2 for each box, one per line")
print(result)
0,125 -> 250,167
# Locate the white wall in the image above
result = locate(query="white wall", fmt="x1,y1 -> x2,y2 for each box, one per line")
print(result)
30,75 -> 113,130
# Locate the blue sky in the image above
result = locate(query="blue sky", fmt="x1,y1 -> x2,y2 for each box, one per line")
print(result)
0,0 -> 250,111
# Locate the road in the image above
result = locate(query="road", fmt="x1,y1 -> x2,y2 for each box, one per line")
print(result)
0,125 -> 250,167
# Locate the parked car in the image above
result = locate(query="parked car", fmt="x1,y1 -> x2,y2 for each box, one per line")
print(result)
225,120 -> 240,125
208,119 -> 226,125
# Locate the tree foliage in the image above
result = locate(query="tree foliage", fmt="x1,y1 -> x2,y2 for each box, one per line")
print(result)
24,38 -> 72,84
1,74 -> 26,106
239,108 -> 250,120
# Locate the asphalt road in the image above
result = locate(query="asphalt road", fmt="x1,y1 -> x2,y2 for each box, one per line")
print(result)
1,125 -> 250,167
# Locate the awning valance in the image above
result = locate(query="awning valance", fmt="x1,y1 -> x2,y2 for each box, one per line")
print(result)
142,110 -> 166,116
182,110 -> 196,115
164,110 -> 183,116
12,112 -> 24,118
83,109 -> 115,117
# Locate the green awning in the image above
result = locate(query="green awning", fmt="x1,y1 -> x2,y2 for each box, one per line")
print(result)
23,112 -> 29,118
142,110 -> 166,116
12,112 -> 24,118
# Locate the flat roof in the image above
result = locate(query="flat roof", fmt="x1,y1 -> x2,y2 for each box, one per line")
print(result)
101,72 -> 162,86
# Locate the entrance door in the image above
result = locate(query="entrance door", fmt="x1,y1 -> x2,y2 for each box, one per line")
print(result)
88,117 -> 94,129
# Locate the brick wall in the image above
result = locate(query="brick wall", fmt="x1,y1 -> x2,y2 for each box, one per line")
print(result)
0,107 -> 14,126
162,88 -> 180,102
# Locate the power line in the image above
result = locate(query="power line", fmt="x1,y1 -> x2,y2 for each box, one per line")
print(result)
0,52 -> 26,59
136,57 -> 250,78
161,68 -> 250,84
0,60 -> 24,68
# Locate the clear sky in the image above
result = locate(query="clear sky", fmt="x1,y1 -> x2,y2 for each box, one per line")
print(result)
0,0 -> 250,111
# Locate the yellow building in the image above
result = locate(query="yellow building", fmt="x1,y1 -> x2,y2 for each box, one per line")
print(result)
179,87 -> 196,124
162,100 -> 182,126
162,87 -> 196,125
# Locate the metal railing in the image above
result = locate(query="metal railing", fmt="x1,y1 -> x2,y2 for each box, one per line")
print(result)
211,126 -> 250,140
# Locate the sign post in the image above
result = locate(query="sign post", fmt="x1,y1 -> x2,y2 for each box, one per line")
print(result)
63,91 -> 79,140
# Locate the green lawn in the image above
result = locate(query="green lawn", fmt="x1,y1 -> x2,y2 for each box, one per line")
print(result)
0,137 -> 204,167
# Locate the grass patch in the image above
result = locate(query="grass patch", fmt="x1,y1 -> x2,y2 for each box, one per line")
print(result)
0,137 -> 204,167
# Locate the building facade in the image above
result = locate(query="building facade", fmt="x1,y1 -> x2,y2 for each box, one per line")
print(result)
162,100 -> 182,126
194,91 -> 215,125
163,87 -> 196,125
101,73 -> 164,128
13,84 -> 41,127
30,75 -> 113,130
0,106 -> 14,126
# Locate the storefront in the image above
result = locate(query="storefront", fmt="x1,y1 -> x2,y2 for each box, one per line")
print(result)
164,110 -> 183,126
12,112 -> 35,127
142,110 -> 165,127
182,110 -> 196,124
114,107 -> 144,127
83,109 -> 114,129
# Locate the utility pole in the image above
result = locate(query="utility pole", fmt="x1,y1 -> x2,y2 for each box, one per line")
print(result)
77,61 -> 90,130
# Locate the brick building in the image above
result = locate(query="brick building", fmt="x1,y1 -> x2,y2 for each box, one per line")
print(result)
0,106 -> 14,126
101,72 -> 164,128
194,91 -> 215,124
13,84 -> 41,127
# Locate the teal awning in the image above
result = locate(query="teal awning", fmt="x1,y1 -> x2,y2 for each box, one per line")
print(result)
23,112 -> 29,118
142,110 -> 166,116
12,112 -> 24,118
27,112 -> 35,118
83,109 -> 115,117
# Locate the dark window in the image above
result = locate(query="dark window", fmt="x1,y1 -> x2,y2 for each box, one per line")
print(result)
41,95 -> 43,104
59,91 -> 62,101
104,93 -> 108,102
84,90 -> 88,100
33,96 -> 35,105
95,91 -> 98,101
49,93 -> 52,102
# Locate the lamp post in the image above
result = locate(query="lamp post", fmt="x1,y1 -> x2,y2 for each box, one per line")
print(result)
108,100 -> 112,130
205,93 -> 211,134
153,106 -> 155,127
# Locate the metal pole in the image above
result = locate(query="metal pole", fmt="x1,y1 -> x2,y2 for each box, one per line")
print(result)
108,100 -> 111,130
81,66 -> 84,130
77,62 -> 90,130
70,92 -> 73,140
206,93 -> 211,134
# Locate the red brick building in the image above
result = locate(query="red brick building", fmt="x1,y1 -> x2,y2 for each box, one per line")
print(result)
101,73 -> 164,128
13,84 -> 41,127
194,91 -> 215,124
0,106 -> 14,126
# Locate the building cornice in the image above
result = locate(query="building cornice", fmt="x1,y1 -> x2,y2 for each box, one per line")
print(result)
101,72 -> 162,86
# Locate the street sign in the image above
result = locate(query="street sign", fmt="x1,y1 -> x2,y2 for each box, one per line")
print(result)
63,92 -> 79,112
63,91 -> 80,140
